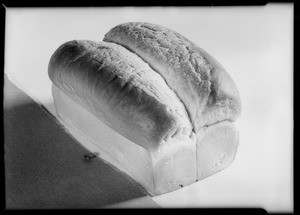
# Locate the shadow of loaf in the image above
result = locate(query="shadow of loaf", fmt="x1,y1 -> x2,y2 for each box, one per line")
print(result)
48,22 -> 241,196
4,77 -> 148,209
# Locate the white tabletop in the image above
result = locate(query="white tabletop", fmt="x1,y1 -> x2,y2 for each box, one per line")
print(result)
5,4 -> 293,212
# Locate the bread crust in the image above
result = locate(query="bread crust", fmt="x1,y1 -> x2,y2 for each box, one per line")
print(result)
104,22 -> 241,131
48,40 -> 193,151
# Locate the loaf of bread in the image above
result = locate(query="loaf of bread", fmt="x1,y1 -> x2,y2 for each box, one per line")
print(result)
48,22 -> 241,196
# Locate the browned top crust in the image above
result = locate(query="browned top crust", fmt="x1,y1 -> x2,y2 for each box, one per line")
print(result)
48,40 -> 193,151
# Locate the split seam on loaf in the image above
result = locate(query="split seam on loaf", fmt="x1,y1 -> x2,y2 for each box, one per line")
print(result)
103,38 -> 197,135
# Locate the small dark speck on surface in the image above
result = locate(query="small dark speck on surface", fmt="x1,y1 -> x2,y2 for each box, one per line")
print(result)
83,152 -> 99,160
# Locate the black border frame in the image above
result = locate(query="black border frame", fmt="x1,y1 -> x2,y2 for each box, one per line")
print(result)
0,1 -> 295,214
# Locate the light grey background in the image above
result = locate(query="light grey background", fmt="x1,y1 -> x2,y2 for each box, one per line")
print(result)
5,4 -> 293,212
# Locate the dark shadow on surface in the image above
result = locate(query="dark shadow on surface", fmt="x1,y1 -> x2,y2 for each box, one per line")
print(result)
4,76 -> 148,209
